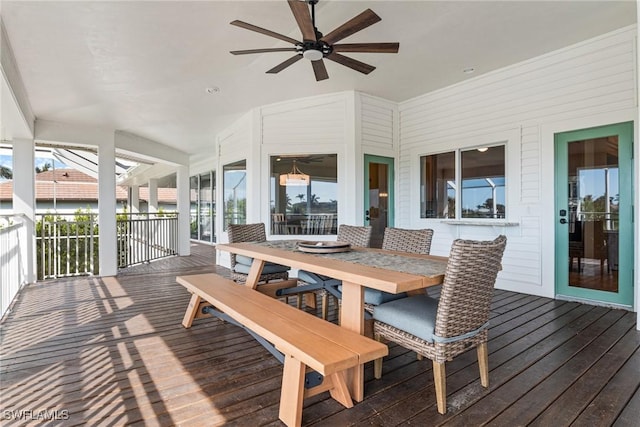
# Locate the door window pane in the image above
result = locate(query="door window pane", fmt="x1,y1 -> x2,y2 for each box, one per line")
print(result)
568,136 -> 618,292
224,160 -> 246,230
368,161 -> 389,248
270,155 -> 337,235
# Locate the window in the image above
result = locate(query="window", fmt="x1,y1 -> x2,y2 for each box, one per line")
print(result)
190,176 -> 199,239
270,155 -> 337,235
189,171 -> 216,243
421,145 -> 505,219
420,152 -> 455,218
223,160 -> 246,230
199,172 -> 214,241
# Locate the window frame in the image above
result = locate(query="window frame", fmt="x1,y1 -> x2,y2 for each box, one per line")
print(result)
416,127 -> 520,226
268,154 -> 339,236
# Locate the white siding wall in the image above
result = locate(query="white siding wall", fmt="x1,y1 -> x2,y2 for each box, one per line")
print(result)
215,111 -> 252,266
398,25 -> 637,298
260,92 -> 357,228
360,94 -> 397,155
358,94 -> 399,224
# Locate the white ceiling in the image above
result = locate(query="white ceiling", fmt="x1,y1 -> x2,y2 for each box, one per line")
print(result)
1,1 -> 636,156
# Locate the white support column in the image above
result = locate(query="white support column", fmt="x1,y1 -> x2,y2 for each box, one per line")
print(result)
98,141 -> 118,276
176,165 -> 190,256
12,139 -> 36,283
129,185 -> 140,213
148,178 -> 158,213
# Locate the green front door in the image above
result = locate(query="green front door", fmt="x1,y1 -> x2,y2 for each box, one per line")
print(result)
555,122 -> 633,306
364,155 -> 394,248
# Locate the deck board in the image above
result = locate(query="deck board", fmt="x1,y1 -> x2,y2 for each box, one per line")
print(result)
1,243 -> 638,426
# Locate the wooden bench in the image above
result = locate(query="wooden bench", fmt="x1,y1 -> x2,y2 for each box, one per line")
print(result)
177,273 -> 388,427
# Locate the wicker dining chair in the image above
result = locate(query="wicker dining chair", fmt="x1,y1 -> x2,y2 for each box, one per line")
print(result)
278,224 -> 372,319
227,223 -> 290,284
363,227 -> 434,313
372,235 -> 507,414
381,227 -> 434,254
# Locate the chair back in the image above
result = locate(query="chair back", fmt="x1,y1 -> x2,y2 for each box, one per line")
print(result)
337,224 -> 372,247
227,223 -> 267,268
382,228 -> 434,254
435,235 -> 507,340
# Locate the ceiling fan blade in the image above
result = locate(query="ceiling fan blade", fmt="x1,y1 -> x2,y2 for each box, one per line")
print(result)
266,54 -> 303,74
288,0 -> 316,41
231,48 -> 298,55
311,60 -> 329,81
326,52 -> 375,75
320,9 -> 381,45
332,42 -> 399,54
230,20 -> 300,45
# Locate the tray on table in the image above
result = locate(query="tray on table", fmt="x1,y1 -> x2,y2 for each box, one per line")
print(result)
297,241 -> 352,253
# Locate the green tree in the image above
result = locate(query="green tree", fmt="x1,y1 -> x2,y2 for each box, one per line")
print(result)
35,163 -> 52,173
0,165 -> 12,179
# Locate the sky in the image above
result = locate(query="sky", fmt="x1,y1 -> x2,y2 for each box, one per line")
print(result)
0,154 -> 68,177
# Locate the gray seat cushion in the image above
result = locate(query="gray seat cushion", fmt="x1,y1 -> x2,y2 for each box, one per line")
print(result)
233,262 -> 290,275
372,294 -> 439,342
364,289 -> 408,306
233,254 -> 290,275
333,285 -> 407,306
235,255 -> 256,266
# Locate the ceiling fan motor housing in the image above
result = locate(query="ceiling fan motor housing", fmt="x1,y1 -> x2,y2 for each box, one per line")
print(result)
301,40 -> 331,60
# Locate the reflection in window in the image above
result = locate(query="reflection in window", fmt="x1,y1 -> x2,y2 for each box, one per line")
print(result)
420,145 -> 506,219
223,160 -> 247,230
461,146 -> 505,218
420,152 -> 455,218
270,155 -> 337,235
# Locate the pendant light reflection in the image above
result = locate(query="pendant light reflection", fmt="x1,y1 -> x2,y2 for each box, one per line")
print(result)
279,159 -> 310,186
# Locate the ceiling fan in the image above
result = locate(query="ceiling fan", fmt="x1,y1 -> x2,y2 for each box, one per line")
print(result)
230,0 -> 399,81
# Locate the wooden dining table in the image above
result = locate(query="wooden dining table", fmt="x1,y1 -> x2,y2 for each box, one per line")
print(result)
215,240 -> 448,402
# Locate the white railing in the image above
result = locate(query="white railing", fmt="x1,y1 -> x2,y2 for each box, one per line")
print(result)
1,214 -> 27,319
36,212 -> 99,279
36,211 -> 180,279
117,212 -> 179,268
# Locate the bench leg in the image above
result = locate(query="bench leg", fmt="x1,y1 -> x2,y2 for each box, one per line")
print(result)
327,371 -> 353,409
280,355 -> 306,427
182,294 -> 213,328
182,294 -> 202,328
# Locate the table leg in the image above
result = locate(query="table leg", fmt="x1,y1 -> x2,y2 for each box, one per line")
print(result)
339,281 -> 365,402
246,259 -> 266,289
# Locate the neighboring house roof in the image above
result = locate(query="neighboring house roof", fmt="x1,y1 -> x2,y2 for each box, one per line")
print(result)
0,169 -> 177,203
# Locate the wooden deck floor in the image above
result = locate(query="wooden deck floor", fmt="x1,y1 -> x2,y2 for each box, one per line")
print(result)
1,243 -> 639,426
